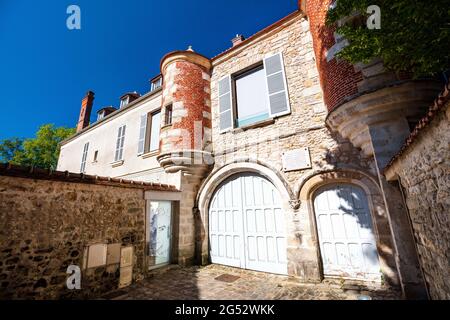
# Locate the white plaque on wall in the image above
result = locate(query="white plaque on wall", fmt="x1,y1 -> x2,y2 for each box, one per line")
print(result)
282,147 -> 311,172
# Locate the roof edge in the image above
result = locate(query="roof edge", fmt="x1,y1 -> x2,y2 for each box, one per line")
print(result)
0,163 -> 179,192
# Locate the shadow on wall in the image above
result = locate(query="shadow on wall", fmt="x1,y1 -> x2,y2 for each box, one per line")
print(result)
309,130 -> 399,287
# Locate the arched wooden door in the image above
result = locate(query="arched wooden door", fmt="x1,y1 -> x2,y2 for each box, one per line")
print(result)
209,173 -> 287,275
314,184 -> 381,280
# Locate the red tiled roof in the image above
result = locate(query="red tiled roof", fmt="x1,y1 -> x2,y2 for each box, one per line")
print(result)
385,82 -> 450,170
0,163 -> 179,192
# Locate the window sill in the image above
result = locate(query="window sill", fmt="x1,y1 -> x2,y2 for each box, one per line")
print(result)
232,117 -> 275,133
111,160 -> 124,168
140,150 -> 159,159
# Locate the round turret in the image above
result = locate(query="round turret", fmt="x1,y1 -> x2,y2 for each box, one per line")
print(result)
156,49 -> 213,177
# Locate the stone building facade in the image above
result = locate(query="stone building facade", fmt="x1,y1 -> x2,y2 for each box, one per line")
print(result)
7,1 -> 445,300
385,85 -> 450,300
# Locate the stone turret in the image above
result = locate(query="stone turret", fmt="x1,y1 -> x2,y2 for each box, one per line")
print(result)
157,49 -> 213,178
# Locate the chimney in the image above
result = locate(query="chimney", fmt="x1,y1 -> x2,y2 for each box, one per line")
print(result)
231,34 -> 245,47
76,91 -> 95,133
298,0 -> 307,13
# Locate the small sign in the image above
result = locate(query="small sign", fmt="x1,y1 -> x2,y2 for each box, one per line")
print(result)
119,246 -> 134,288
282,148 -> 311,172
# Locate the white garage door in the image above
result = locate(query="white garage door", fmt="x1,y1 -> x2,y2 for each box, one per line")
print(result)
209,174 -> 287,275
314,184 -> 381,280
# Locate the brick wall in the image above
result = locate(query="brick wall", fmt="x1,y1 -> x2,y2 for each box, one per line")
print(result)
160,56 -> 212,154
304,0 -> 411,112
304,0 -> 362,112
0,176 -> 146,299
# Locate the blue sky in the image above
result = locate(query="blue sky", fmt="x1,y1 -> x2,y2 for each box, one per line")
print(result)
0,0 -> 297,140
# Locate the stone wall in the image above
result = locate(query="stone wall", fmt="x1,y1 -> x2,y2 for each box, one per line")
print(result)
204,12 -> 399,285
386,101 -> 450,300
0,176 -> 146,299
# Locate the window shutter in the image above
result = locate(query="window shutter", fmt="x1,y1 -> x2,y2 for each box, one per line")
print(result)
137,114 -> 147,155
115,125 -> 126,161
80,142 -> 89,173
263,53 -> 291,117
114,126 -> 122,161
218,75 -> 233,132
119,125 -> 126,160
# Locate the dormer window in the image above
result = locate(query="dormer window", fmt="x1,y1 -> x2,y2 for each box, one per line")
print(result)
97,110 -> 105,121
119,92 -> 140,109
96,106 -> 117,121
151,76 -> 162,92
120,96 -> 130,108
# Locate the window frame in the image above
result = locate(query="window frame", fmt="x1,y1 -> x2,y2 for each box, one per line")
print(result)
220,53 -> 291,132
164,104 -> 173,127
232,62 -> 270,128
145,110 -> 161,153
151,77 -> 162,92
120,96 -> 130,109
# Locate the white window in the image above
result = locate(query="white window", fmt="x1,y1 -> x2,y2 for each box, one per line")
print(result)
120,96 -> 130,109
151,77 -> 162,92
80,142 -> 89,173
97,111 -> 105,121
137,111 -> 160,155
218,52 -> 291,131
235,65 -> 269,127
164,104 -> 172,126
114,125 -> 126,161
149,111 -> 161,151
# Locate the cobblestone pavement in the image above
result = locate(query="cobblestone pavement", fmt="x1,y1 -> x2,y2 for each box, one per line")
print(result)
109,264 -> 401,300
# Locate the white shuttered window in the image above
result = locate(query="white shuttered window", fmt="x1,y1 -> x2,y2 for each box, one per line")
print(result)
114,125 -> 126,161
80,142 -> 89,173
217,52 -> 290,131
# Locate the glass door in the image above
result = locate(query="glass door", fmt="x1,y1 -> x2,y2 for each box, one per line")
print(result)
149,201 -> 172,267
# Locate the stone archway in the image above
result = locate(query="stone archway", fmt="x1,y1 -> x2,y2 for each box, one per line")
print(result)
297,169 -> 399,285
196,161 -> 294,269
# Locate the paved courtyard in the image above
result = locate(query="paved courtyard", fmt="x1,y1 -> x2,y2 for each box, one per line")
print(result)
108,264 -> 401,300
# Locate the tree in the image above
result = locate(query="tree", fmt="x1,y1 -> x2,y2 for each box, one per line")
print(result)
0,124 -> 75,170
0,138 -> 24,162
326,0 -> 450,78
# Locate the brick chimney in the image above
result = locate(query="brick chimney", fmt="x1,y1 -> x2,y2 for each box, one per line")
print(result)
231,34 -> 245,47
76,91 -> 95,133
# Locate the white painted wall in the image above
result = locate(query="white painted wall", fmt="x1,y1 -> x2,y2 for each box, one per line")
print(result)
57,92 -> 180,188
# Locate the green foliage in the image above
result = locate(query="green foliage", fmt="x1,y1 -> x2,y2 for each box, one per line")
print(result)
0,138 -> 24,162
326,0 -> 450,77
0,124 -> 75,169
